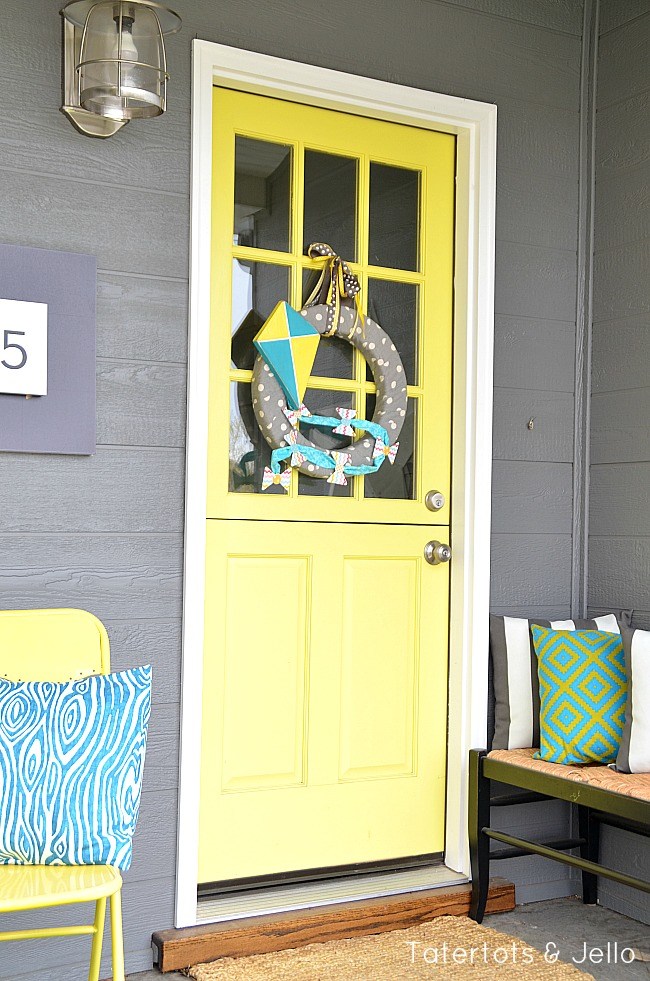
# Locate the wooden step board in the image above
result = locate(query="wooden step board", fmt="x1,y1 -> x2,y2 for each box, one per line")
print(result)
152,878 -> 515,973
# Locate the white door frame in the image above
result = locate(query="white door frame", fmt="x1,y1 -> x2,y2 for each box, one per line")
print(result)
176,38 -> 496,928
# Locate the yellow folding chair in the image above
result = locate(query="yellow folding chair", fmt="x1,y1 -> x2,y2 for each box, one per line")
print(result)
0,608 -> 125,981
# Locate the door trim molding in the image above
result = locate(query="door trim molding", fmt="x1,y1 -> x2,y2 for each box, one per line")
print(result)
177,38 -> 497,928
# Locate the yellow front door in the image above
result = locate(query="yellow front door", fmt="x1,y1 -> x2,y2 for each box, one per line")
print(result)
199,87 -> 455,887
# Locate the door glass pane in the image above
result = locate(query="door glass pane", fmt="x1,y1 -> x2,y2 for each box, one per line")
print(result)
364,395 -> 417,500
231,260 -> 290,370
229,382 -> 285,495
303,151 -> 357,261
368,163 -> 420,271
234,137 -> 292,252
298,389 -> 354,498
366,279 -> 419,385
301,270 -> 354,379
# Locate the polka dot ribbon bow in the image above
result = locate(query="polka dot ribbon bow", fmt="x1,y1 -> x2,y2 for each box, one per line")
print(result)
304,243 -> 363,337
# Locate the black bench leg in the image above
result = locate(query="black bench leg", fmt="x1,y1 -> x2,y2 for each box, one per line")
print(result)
578,805 -> 599,905
469,749 -> 491,923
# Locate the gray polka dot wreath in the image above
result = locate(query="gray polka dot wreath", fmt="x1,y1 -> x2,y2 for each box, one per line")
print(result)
252,246 -> 407,490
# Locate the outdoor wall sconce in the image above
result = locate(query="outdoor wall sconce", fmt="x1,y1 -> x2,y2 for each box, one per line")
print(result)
60,1 -> 182,138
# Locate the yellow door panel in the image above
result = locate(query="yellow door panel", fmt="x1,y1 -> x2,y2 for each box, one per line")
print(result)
219,554 -> 309,793
338,557 -> 419,781
199,520 -> 449,883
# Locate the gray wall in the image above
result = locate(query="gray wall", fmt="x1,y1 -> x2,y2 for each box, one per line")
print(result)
587,0 -> 650,927
0,0 -> 592,977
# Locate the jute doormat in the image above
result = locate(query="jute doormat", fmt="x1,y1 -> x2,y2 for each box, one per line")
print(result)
184,915 -> 595,980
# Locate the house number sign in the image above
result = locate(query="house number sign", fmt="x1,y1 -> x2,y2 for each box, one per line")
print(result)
0,297 -> 48,396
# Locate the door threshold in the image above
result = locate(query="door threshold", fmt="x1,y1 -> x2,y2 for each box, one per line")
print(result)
154,877 -> 515,972
196,861 -> 467,925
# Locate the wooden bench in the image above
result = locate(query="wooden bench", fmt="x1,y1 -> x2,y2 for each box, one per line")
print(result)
468,747 -> 650,922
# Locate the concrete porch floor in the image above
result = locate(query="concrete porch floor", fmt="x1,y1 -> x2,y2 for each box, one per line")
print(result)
127,898 -> 650,980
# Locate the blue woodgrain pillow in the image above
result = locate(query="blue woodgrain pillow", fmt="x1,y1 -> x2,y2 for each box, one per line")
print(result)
0,666 -> 151,871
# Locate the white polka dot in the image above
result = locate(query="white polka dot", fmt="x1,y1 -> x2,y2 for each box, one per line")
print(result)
258,384 -> 264,392
390,421 -> 397,429
263,363 -> 269,372
260,411 -> 265,418
387,397 -> 393,404
382,337 -> 387,345
379,376 -> 384,382
301,310 -> 307,316
368,343 -> 375,350
399,408 -> 406,416
308,464 -> 315,472
339,316 -> 344,324
391,344 -> 396,351
281,423 -> 287,431
401,387 -> 406,392
253,398 -> 258,405
396,365 -> 403,372
269,372 -> 275,379
378,359 -> 384,366
316,313 -> 323,321
264,395 -> 270,402
391,381 -> 396,389
267,423 -> 272,429
378,410 -> 385,416
278,399 -> 283,406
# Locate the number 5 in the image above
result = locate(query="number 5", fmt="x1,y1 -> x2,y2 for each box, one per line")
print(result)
2,330 -> 28,370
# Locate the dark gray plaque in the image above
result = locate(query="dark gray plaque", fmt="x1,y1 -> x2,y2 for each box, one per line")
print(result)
0,244 -> 96,454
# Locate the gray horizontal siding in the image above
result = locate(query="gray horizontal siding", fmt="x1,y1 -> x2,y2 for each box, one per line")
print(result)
590,464 -> 650,535
596,94 -> 650,178
96,360 -> 187,447
97,274 -> 189,364
493,317 -> 576,393
493,390 -> 575,462
597,11 -> 650,106
1,448 -> 184,533
593,239 -> 650,321
422,0 -> 584,34
0,169 -> 189,280
0,534 -> 183,620
591,315 -> 650,393
589,537 -> 650,615
495,243 -> 578,321
599,0 -> 650,34
594,164 -> 650,253
492,462 -> 573,534
591,389 -> 650,464
491,534 -> 574,608
497,170 -> 579,251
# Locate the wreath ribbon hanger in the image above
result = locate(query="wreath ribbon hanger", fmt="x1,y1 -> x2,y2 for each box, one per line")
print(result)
304,243 -> 364,336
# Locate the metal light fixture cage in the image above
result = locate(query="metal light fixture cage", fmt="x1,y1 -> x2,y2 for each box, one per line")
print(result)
61,0 -> 181,137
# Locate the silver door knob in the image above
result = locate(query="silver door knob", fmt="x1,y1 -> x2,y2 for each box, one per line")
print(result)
424,540 -> 451,565
425,490 -> 445,511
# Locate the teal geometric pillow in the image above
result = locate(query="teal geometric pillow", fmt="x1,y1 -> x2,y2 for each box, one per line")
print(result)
530,627 -> 626,765
0,666 -> 151,871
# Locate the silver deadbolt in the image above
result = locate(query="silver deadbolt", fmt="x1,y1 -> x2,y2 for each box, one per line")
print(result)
425,490 -> 446,511
424,540 -> 451,565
